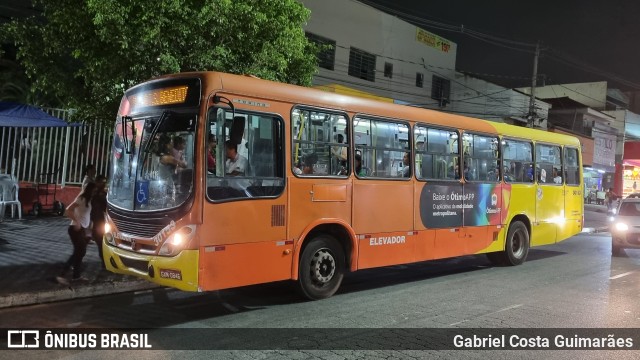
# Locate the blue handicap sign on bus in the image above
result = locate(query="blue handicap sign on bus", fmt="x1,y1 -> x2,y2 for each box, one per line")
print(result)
136,180 -> 149,206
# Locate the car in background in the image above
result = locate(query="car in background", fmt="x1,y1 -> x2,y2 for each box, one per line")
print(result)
610,197 -> 640,256
627,193 -> 640,199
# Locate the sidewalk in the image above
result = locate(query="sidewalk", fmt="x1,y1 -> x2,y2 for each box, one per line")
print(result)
0,215 -> 157,309
0,206 -> 611,309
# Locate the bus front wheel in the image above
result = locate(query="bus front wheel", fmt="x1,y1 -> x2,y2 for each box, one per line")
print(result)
297,234 -> 345,300
487,221 -> 530,266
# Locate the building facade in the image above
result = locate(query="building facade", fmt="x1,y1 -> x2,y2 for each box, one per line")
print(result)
301,0 -> 549,125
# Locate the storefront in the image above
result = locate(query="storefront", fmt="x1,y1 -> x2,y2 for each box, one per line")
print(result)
621,162 -> 640,197
621,142 -> 640,198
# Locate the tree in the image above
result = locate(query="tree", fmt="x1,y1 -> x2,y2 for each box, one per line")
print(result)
1,0 -> 320,124
0,58 -> 62,106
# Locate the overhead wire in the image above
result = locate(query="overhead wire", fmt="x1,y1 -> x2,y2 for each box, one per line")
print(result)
356,0 -> 640,92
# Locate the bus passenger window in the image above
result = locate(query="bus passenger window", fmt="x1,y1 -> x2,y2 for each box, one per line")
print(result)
354,117 -> 409,179
564,147 -> 580,186
536,144 -> 561,186
292,108 -> 348,177
415,125 -> 458,181
462,133 -> 499,182
502,140 -> 533,184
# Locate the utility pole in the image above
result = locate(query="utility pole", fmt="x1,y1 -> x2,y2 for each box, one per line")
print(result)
528,41 -> 540,128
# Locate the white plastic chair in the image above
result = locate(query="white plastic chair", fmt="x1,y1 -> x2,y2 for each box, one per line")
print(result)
0,180 -> 22,220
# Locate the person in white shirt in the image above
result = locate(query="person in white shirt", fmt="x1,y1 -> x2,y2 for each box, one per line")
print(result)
331,134 -> 347,174
56,182 -> 96,284
225,140 -> 248,176
553,167 -> 562,184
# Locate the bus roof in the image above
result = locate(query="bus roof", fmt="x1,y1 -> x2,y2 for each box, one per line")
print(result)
161,71 -> 580,147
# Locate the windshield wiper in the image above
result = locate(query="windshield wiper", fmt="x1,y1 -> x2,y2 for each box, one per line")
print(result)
139,110 -> 172,179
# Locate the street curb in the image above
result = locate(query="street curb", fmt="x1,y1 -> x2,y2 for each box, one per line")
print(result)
0,280 -> 160,309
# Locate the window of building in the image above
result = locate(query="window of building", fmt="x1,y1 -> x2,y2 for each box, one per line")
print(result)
564,147 -> 580,185
353,117 -> 410,179
416,72 -> 424,88
431,75 -> 451,105
414,125 -> 459,180
384,62 -> 393,78
348,47 -> 376,82
305,32 -> 336,71
502,139 -> 534,183
292,107 -> 349,177
535,143 -> 562,184
462,133 -> 500,182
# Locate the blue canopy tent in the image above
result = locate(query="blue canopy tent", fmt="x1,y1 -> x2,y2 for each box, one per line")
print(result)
0,102 -> 82,186
0,102 -> 80,127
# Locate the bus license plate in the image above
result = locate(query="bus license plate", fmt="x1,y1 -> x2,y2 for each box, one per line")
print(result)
159,268 -> 182,280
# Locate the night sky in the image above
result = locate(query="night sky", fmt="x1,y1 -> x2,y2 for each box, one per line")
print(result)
2,0 -> 640,91
363,0 -> 640,91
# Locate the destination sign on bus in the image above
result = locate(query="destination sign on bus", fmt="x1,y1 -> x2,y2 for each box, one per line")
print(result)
128,85 -> 188,108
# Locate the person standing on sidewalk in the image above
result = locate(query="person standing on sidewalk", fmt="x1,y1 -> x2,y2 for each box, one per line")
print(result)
91,175 -> 108,269
56,182 -> 97,284
81,164 -> 96,190
605,188 -> 619,212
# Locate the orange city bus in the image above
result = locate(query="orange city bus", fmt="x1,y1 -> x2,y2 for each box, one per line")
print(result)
102,71 -> 583,300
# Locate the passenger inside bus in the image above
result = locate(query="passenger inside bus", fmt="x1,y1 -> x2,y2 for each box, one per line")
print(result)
402,152 -> 411,177
157,134 -> 187,183
553,167 -> 562,184
526,164 -> 534,182
302,153 -> 318,175
207,134 -> 216,174
355,153 -> 369,177
225,140 -> 247,176
331,133 -> 348,175
463,162 -> 473,181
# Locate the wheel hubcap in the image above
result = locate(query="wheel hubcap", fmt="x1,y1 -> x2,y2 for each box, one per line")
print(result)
310,248 -> 335,285
511,229 -> 525,258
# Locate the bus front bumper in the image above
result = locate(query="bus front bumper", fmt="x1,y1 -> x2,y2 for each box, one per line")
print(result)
103,244 -> 199,292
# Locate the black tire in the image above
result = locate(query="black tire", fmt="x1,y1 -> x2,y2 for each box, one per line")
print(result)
504,221 -> 530,265
488,221 -> 530,266
297,234 -> 345,300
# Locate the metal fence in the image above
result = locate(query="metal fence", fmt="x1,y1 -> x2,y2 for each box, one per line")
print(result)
0,108 -> 113,186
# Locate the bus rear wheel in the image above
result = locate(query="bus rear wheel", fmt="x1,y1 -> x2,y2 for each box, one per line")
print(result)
487,221 -> 530,266
297,234 -> 345,300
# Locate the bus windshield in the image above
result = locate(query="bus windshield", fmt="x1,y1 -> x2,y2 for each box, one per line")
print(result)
108,111 -> 197,211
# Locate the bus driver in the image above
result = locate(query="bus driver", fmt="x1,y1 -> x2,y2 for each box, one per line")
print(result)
225,140 -> 247,176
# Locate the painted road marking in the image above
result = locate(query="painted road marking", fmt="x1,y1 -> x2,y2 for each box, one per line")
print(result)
610,271 -> 634,280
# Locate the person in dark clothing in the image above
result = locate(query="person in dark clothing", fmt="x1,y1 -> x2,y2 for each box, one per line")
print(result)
91,175 -> 108,269
56,182 -> 97,284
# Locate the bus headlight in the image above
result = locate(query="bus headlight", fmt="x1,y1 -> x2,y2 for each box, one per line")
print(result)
104,223 -> 116,246
159,225 -> 196,256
